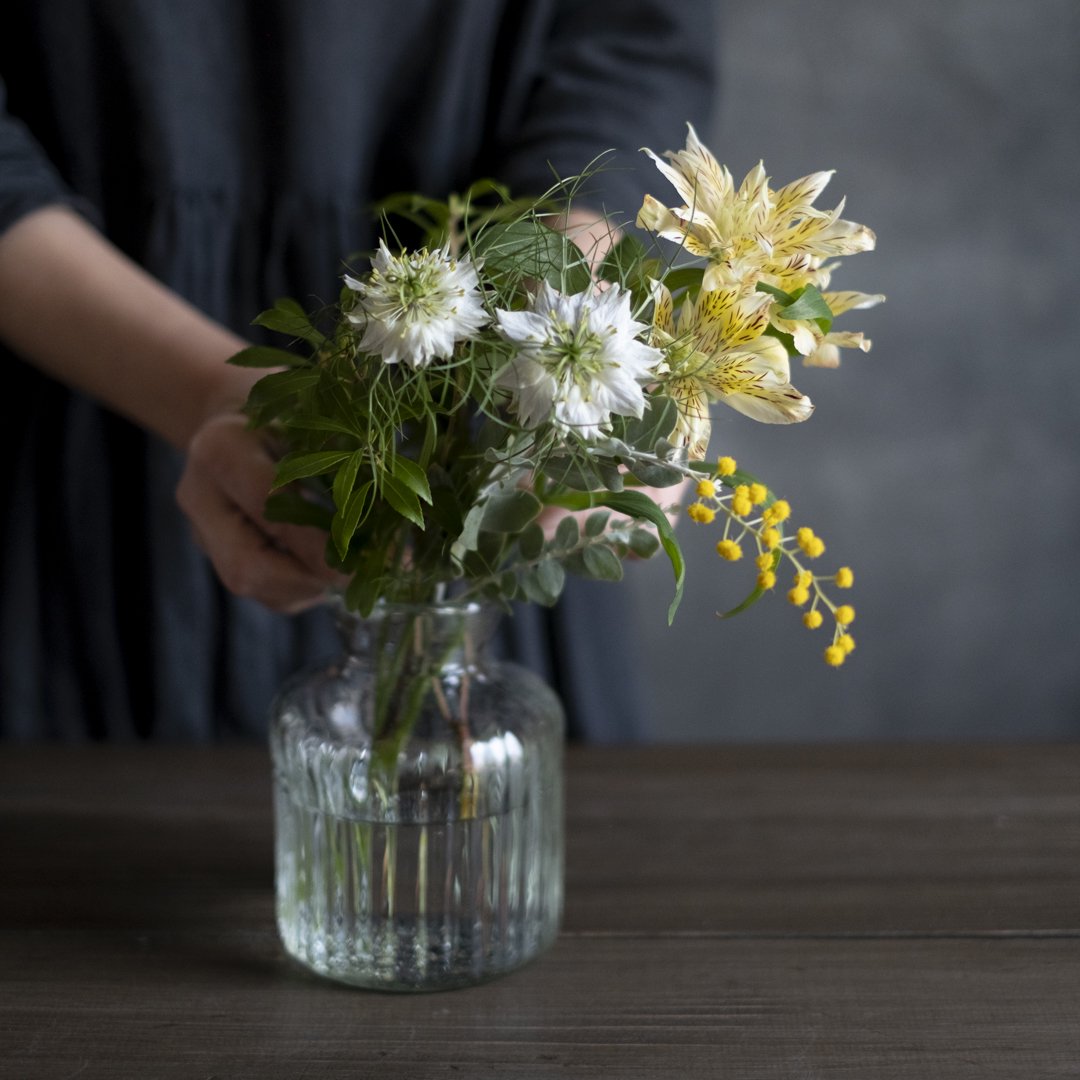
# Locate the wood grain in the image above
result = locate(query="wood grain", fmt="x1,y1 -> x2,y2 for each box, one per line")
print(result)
1,744 -> 1078,1077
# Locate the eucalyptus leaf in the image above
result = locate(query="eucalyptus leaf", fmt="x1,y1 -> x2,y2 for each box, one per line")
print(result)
553,489 -> 685,623
554,515 -> 579,550
599,464 -> 624,491
623,396 -> 678,452
520,559 -> 564,604
518,522 -> 545,561
584,510 -> 611,538
561,549 -> 588,578
627,459 -> 685,488
534,558 -> 565,601
542,455 -> 603,492
473,219 -> 592,294
590,436 -> 633,460
481,489 -> 542,533
628,528 -> 661,558
583,543 -> 623,582
452,502 -> 487,560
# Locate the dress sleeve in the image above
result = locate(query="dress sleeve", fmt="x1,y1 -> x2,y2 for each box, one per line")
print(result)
487,0 -> 720,221
0,75 -> 81,236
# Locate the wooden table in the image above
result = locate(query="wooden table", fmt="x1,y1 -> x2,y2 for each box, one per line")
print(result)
2,745 -> 1078,1078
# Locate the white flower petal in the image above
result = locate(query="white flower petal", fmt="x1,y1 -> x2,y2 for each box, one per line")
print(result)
724,386 -> 815,424
345,245 -> 489,367
823,290 -> 886,315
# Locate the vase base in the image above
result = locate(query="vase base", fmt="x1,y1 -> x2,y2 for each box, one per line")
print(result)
273,778 -> 562,991
279,914 -> 560,992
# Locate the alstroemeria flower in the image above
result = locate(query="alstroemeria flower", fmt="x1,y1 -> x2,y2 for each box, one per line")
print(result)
638,125 -> 876,291
758,253 -> 886,360
344,242 -> 489,368
494,283 -> 662,441
651,282 -> 813,457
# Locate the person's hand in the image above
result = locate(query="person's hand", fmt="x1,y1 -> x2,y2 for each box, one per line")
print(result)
176,413 -> 346,613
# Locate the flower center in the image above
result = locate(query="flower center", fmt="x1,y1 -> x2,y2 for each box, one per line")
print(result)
375,255 -> 457,323
546,319 -> 608,388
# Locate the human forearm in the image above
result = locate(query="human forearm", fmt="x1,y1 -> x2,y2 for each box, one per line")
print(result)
0,205 -> 255,449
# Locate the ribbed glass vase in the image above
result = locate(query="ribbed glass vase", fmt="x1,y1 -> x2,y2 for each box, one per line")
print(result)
270,600 -> 564,991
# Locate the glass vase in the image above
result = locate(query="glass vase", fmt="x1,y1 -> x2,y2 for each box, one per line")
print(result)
270,600 -> 564,991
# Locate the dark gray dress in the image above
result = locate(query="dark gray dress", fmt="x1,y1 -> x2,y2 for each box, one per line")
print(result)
0,0 -> 717,741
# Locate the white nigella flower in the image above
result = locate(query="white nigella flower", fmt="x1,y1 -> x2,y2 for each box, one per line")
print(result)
344,242 -> 489,368
495,283 -> 662,441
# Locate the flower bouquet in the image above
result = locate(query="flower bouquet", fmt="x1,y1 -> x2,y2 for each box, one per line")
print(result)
243,126 -> 882,988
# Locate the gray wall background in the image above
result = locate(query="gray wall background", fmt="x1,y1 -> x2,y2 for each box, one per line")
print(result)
624,0 -> 1080,741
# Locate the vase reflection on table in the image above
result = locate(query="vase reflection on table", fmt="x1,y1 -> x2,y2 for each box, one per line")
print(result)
270,600 -> 565,991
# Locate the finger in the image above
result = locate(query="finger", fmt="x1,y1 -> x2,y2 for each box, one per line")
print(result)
177,466 -> 334,614
191,418 -> 345,583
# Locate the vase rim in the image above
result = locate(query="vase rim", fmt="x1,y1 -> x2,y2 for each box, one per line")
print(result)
327,594 -> 491,619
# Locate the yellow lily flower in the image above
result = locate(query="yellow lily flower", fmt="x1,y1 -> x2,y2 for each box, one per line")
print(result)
651,282 -> 814,458
638,126 -> 876,291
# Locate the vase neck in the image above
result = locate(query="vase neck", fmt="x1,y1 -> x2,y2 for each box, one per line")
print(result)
335,601 -> 498,672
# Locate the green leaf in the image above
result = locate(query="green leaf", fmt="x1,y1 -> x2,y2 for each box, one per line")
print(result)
755,281 -> 796,304
381,474 -> 426,528
452,502 -> 486,559
719,549 -> 781,619
252,297 -> 326,347
390,456 -> 433,505
554,515 -> 579,550
582,543 -> 623,582
626,458 -> 686,488
332,451 -> 365,511
657,266 -> 705,296
263,491 -> 334,531
273,450 -> 354,489
246,368 -> 321,409
597,233 -> 648,285
776,283 -> 832,324
599,464 -> 624,491
518,522 -> 545,561
622,395 -> 678,453
473,219 -> 592,294
228,345 -> 308,369
542,455 -> 604,492
535,558 -> 566,599
584,510 -> 611,538
481,489 -> 542,533
555,489 -> 685,623
628,528 -> 661,558
331,482 -> 374,559
288,416 -> 363,438
524,559 -> 566,604
345,564 -> 384,617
